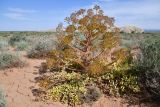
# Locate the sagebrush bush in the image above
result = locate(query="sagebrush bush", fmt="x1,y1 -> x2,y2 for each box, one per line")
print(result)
9,35 -> 26,46
27,38 -> 56,58
0,40 -> 9,51
136,37 -> 160,98
15,41 -> 28,51
81,85 -> 101,103
0,88 -> 7,107
0,51 -> 24,69
137,37 -> 160,70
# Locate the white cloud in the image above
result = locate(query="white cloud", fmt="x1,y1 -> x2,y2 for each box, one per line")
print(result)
103,2 -> 160,16
4,7 -> 37,21
98,0 -> 113,2
8,7 -> 37,13
4,13 -> 31,20
97,0 -> 160,29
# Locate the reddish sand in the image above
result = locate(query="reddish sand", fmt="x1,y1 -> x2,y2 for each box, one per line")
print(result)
0,52 -> 139,107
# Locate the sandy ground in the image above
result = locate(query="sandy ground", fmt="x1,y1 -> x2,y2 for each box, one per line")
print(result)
0,52 -> 139,107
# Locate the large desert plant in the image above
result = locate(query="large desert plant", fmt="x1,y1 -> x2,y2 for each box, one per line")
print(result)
47,5 -> 128,75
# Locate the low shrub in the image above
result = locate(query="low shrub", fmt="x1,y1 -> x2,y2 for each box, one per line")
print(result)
96,70 -> 140,97
0,88 -> 7,107
81,85 -> 101,103
27,38 -> 56,58
0,51 -> 24,69
9,35 -> 26,46
48,83 -> 86,106
15,41 -> 28,51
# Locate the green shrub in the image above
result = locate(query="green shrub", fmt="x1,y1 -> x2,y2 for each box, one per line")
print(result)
136,37 -> 160,98
137,38 -> 160,70
81,85 -> 101,103
0,51 -> 24,69
99,71 -> 140,96
27,38 -> 56,58
9,35 -> 26,46
0,88 -> 7,107
15,41 -> 28,51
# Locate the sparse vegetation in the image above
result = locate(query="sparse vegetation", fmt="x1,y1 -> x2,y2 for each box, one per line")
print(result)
0,28 -> 159,107
0,4 -> 159,107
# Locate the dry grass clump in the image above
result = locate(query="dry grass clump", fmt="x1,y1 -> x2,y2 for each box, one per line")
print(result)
0,40 -> 9,51
15,41 -> 28,51
27,38 -> 56,58
0,51 -> 24,69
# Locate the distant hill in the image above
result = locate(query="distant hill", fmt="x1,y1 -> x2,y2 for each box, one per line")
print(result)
0,29 -> 160,33
144,29 -> 160,33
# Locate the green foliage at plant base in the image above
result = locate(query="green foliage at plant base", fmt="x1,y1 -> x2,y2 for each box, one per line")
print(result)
38,69 -> 140,105
48,83 -> 86,106
38,71 -> 101,106
98,71 -> 140,96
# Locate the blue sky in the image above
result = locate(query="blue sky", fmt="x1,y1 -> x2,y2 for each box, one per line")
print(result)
0,0 -> 160,31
